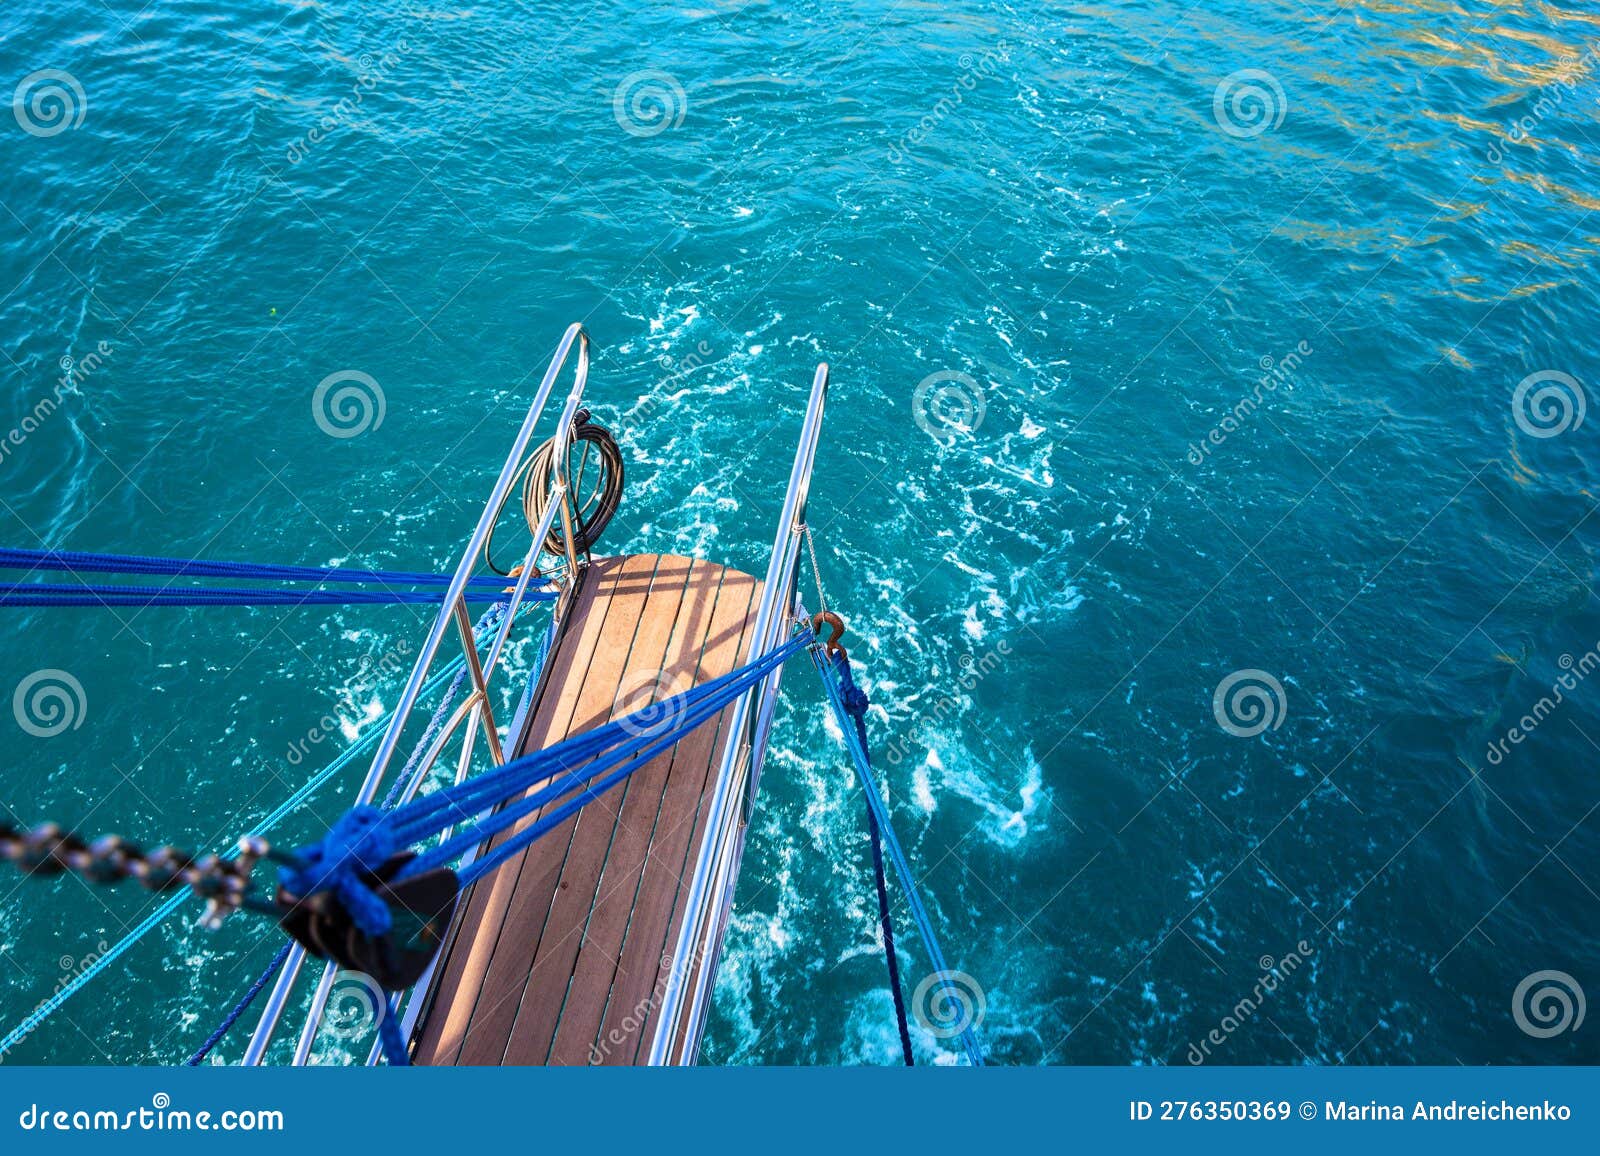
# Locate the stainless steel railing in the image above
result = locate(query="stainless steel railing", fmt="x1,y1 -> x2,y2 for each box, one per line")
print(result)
239,323 -> 592,1065
647,362 -> 830,1065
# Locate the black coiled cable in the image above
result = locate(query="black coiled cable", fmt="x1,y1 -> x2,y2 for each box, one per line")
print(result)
484,409 -> 624,575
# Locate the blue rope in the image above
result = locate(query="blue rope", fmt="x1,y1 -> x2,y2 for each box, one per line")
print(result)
834,659 -> 914,1066
381,668 -> 470,810
0,617 -> 502,1057
263,631 -> 812,1071
378,996 -> 409,1066
0,548 -> 518,588
184,943 -> 293,1066
188,609 -> 503,1065
814,649 -> 985,1067
409,635 -> 808,881
390,636 -> 804,848
0,584 -> 534,608
280,807 -> 398,937
280,633 -> 813,926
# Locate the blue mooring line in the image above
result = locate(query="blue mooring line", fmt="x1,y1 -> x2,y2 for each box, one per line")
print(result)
0,548 -> 554,608
815,648 -> 986,1067
0,584 -> 537,608
0,547 -> 518,587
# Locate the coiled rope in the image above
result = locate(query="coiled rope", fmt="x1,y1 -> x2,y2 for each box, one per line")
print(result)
483,412 -> 624,573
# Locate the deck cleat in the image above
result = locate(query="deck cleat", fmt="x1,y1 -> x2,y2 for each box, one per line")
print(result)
275,852 -> 459,990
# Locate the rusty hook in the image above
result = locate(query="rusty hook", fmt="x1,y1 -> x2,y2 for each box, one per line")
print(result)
810,610 -> 847,658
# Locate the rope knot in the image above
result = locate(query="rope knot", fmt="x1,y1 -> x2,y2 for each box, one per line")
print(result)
841,683 -> 870,719
833,653 -> 870,719
280,805 -> 397,937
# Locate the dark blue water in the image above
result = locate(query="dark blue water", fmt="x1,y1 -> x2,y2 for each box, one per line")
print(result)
2,1 -> 1598,1065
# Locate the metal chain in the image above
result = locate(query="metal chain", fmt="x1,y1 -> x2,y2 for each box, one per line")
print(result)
0,820 -> 268,928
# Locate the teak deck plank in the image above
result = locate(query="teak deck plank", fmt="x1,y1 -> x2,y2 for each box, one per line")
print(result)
412,553 -> 761,1066
410,555 -> 626,1065
595,569 -> 758,1064
491,556 -> 693,1064
454,553 -> 672,1064
554,567 -> 758,1065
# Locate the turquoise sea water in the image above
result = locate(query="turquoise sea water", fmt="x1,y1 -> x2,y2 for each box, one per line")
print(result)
3,1 -> 1599,1065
